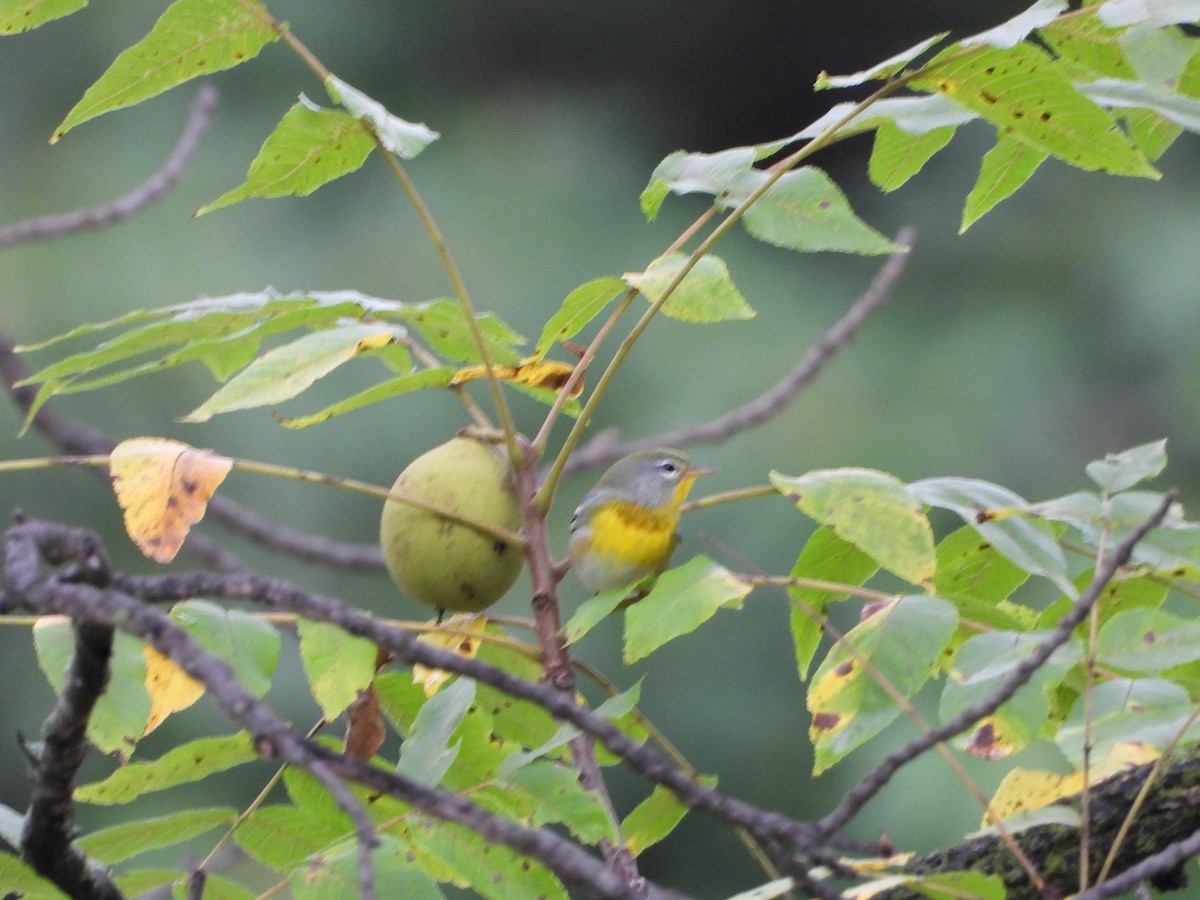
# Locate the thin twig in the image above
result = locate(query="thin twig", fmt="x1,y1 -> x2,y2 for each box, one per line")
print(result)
0,85 -> 219,250
564,226 -> 916,476
815,490 -> 1178,842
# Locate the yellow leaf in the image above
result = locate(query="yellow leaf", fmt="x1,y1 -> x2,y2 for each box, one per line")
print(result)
985,744 -> 1159,826
109,437 -> 233,563
412,614 -> 487,696
450,357 -> 583,397
142,644 -> 204,735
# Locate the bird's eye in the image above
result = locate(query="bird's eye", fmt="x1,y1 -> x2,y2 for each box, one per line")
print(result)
658,461 -> 679,475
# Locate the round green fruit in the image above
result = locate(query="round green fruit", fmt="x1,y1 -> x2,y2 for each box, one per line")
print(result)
380,436 -> 524,613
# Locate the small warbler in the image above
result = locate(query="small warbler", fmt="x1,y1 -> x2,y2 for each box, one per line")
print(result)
568,448 -> 711,592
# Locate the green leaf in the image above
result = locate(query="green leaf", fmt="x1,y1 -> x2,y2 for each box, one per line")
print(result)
507,761 -> 617,844
297,619 -> 380,720
291,834 -> 444,900
1057,678 -> 1200,768
0,855 -> 69,898
909,476 -> 1073,594
1086,439 -> 1168,493
284,766 -> 354,830
389,298 -> 525,364
868,121 -> 956,191
933,525 -> 1031,608
1039,7 -> 1137,81
563,586 -> 629,645
639,147 -> 757,218
961,134 -> 1047,231
725,878 -> 797,900
1098,0 -> 1200,28
325,75 -> 439,158
535,276 -> 627,357
172,872 -> 255,900
1097,608 -> 1200,672
940,631 -> 1080,758
959,0 -> 1067,50
625,253 -> 755,323
622,778 -> 714,857
0,0 -> 86,34
815,33 -> 949,88
795,95 -> 976,145
183,324 -> 397,421
75,732 -> 258,804
772,467 -> 936,585
77,807 -> 236,864
198,98 -> 376,214
809,595 -> 957,772
911,42 -> 1158,178
396,678 -> 475,787
114,869 -> 184,897
405,818 -> 567,900
277,367 -> 456,428
787,526 -> 880,681
1079,78 -> 1200,133
623,556 -> 751,663
729,167 -> 899,255
170,600 -> 279,698
34,618 -> 149,758
53,0 -> 278,140
234,805 -> 353,870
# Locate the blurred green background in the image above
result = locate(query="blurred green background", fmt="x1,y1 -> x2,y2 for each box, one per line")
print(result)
2,1 -> 1199,895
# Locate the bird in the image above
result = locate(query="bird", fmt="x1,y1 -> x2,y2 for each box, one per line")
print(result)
568,448 -> 711,592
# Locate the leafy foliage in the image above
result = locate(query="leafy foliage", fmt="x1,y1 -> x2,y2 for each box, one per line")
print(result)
6,1 -> 1200,898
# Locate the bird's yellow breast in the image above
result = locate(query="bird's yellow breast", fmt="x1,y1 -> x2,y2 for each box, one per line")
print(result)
585,499 -> 679,569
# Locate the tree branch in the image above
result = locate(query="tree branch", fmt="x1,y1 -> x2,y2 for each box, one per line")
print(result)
815,490 -> 1179,843
564,227 -> 915,476
0,519 -> 685,900
0,85 -> 219,250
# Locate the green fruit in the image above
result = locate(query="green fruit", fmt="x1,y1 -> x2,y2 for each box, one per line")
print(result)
380,436 -> 523,613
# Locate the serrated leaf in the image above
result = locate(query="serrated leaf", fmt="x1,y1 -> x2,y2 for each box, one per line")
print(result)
0,0 -> 86,34
816,32 -> 949,89
869,121 -> 956,191
772,467 -> 936,586
1057,677 -> 1200,768
625,253 -> 755,323
961,134 -> 1048,231
787,527 -> 880,681
183,324 -> 396,421
34,617 -> 150,759
507,761 -> 616,844
727,168 -> 900,255
1086,439 -> 1168,493
77,807 -> 235,864
535,277 -> 627,357
912,42 -> 1158,177
109,437 -> 232,563
298,619 -> 380,720
623,556 -> 751,663
960,0 -> 1067,50
909,476 -> 1074,595
390,298 -> 525,364
234,805 -> 353,871
1097,608 -> 1200,672
76,732 -> 258,804
291,834 -> 444,900
277,367 -> 455,428
325,75 -> 438,158
170,599 -> 279,698
0,855 -> 68,899
198,98 -> 376,214
395,678 -> 475,787
53,0 -> 278,140
405,818 -> 566,900
809,595 -> 957,772
940,631 -> 1080,759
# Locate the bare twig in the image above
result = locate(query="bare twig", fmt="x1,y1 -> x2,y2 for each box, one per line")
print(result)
564,226 -> 916,476
1075,828 -> 1200,900
815,490 -> 1179,842
0,85 -> 219,250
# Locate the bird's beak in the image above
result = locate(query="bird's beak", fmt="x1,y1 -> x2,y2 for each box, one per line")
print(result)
689,466 -> 715,478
